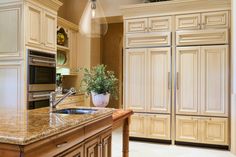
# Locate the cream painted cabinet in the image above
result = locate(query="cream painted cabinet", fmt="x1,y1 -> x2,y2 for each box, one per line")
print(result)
176,116 -> 228,145
130,113 -> 146,138
176,116 -> 199,143
44,10 -> 57,50
69,30 -> 78,74
125,49 -> 147,112
147,114 -> 171,140
125,16 -> 171,34
176,11 -> 229,30
0,61 -> 24,111
200,46 -> 229,117
148,48 -> 171,113
130,113 -> 171,140
176,47 -> 200,115
25,2 -> 57,51
176,14 -> 201,30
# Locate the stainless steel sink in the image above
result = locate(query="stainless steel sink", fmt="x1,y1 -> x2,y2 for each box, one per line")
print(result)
52,108 -> 98,114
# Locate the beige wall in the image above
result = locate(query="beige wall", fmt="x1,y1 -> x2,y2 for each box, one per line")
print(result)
231,0 -> 236,154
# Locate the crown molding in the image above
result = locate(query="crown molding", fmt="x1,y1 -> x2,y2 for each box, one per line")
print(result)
26,0 -> 63,11
57,16 -> 79,31
120,0 -> 231,19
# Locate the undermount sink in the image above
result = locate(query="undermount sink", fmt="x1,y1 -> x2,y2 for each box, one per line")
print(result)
52,108 -> 98,114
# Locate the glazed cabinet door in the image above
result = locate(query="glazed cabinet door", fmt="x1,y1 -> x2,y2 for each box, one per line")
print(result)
148,16 -> 171,32
124,49 -> 147,112
201,11 -> 229,29
25,2 -> 43,47
84,137 -> 100,157
147,48 -> 171,113
43,9 -> 57,50
101,131 -> 112,157
202,117 -> 228,145
200,46 -> 229,117
147,114 -> 171,140
176,47 -> 200,115
61,144 -> 84,157
125,18 -> 148,34
69,30 -> 78,74
176,13 -> 201,30
176,116 -> 200,143
130,113 -> 146,138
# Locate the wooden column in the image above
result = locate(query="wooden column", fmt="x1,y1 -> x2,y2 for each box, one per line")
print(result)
123,117 -> 130,157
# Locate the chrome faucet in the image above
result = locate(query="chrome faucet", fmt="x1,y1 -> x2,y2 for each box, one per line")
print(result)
50,88 -> 77,109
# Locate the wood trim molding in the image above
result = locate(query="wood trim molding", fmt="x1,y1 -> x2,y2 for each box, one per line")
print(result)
26,0 -> 63,11
57,16 -> 79,31
120,0 -> 231,19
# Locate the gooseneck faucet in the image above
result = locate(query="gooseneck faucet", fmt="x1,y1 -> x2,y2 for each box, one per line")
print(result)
50,88 -> 77,109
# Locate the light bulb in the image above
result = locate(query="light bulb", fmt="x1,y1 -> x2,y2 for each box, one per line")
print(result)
79,0 -> 108,37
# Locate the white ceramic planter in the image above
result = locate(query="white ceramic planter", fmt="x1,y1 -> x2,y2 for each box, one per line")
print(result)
91,92 -> 110,107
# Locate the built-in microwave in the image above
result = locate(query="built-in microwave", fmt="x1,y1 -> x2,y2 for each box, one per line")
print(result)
28,50 -> 56,92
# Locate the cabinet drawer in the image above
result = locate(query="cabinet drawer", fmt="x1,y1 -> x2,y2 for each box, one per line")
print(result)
176,29 -> 228,46
176,14 -> 201,30
176,116 -> 200,143
125,18 -> 148,34
149,16 -> 171,32
147,114 -> 171,140
126,32 -> 171,48
201,11 -> 229,29
202,117 -> 228,145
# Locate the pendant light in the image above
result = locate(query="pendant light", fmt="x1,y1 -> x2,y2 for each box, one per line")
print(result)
79,0 -> 108,37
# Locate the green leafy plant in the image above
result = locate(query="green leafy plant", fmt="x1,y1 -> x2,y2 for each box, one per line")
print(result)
78,65 -> 118,99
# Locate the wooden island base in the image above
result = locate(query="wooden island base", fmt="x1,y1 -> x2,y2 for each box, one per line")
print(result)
112,109 -> 133,157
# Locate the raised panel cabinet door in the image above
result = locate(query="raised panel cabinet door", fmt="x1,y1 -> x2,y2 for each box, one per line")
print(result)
0,5 -> 22,59
147,114 -> 171,140
25,2 -> 42,47
200,46 -> 229,117
63,144 -> 84,157
148,48 -> 171,113
176,14 -> 201,30
202,117 -> 228,145
148,16 -> 171,32
84,138 -> 100,157
101,131 -> 112,157
125,18 -> 148,34
130,113 -> 146,138
176,47 -> 200,115
124,49 -> 147,112
0,61 -> 24,111
176,116 -> 200,143
201,11 -> 229,29
43,10 -> 57,50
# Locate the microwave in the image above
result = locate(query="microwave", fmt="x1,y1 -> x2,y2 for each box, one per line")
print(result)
28,50 -> 56,92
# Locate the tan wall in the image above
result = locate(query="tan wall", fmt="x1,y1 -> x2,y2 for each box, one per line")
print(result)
231,0 -> 236,154
101,23 -> 123,109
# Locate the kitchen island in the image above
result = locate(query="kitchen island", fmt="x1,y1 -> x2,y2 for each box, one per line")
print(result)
0,106 -> 113,157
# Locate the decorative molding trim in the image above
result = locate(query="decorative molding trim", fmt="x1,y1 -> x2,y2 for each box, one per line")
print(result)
58,16 -> 79,31
26,0 -> 63,11
120,0 -> 231,19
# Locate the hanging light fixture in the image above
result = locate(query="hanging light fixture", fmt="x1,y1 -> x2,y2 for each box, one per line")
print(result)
79,0 -> 108,37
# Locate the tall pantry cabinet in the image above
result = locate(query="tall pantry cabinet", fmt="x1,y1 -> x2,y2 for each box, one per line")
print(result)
121,0 -> 231,146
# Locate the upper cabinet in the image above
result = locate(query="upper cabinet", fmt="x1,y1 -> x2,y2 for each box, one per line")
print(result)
176,11 -> 229,30
125,16 -> 171,34
25,1 -> 57,51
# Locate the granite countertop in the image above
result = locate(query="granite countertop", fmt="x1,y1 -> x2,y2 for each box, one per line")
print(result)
0,105 -> 113,146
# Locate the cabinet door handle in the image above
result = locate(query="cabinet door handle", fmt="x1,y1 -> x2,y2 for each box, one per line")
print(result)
168,72 -> 171,89
176,72 -> 180,89
56,141 -> 68,148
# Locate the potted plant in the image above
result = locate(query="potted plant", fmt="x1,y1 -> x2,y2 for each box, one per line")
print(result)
79,64 -> 118,107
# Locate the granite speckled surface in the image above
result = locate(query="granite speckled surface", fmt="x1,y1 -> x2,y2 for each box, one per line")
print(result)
0,105 -> 113,145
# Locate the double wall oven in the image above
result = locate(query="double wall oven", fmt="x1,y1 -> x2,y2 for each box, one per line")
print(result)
28,50 -> 56,109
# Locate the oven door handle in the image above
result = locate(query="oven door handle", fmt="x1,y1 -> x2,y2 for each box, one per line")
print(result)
32,59 -> 56,64
32,94 -> 50,98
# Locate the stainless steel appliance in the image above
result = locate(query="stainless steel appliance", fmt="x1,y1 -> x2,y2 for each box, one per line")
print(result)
27,50 -> 56,109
